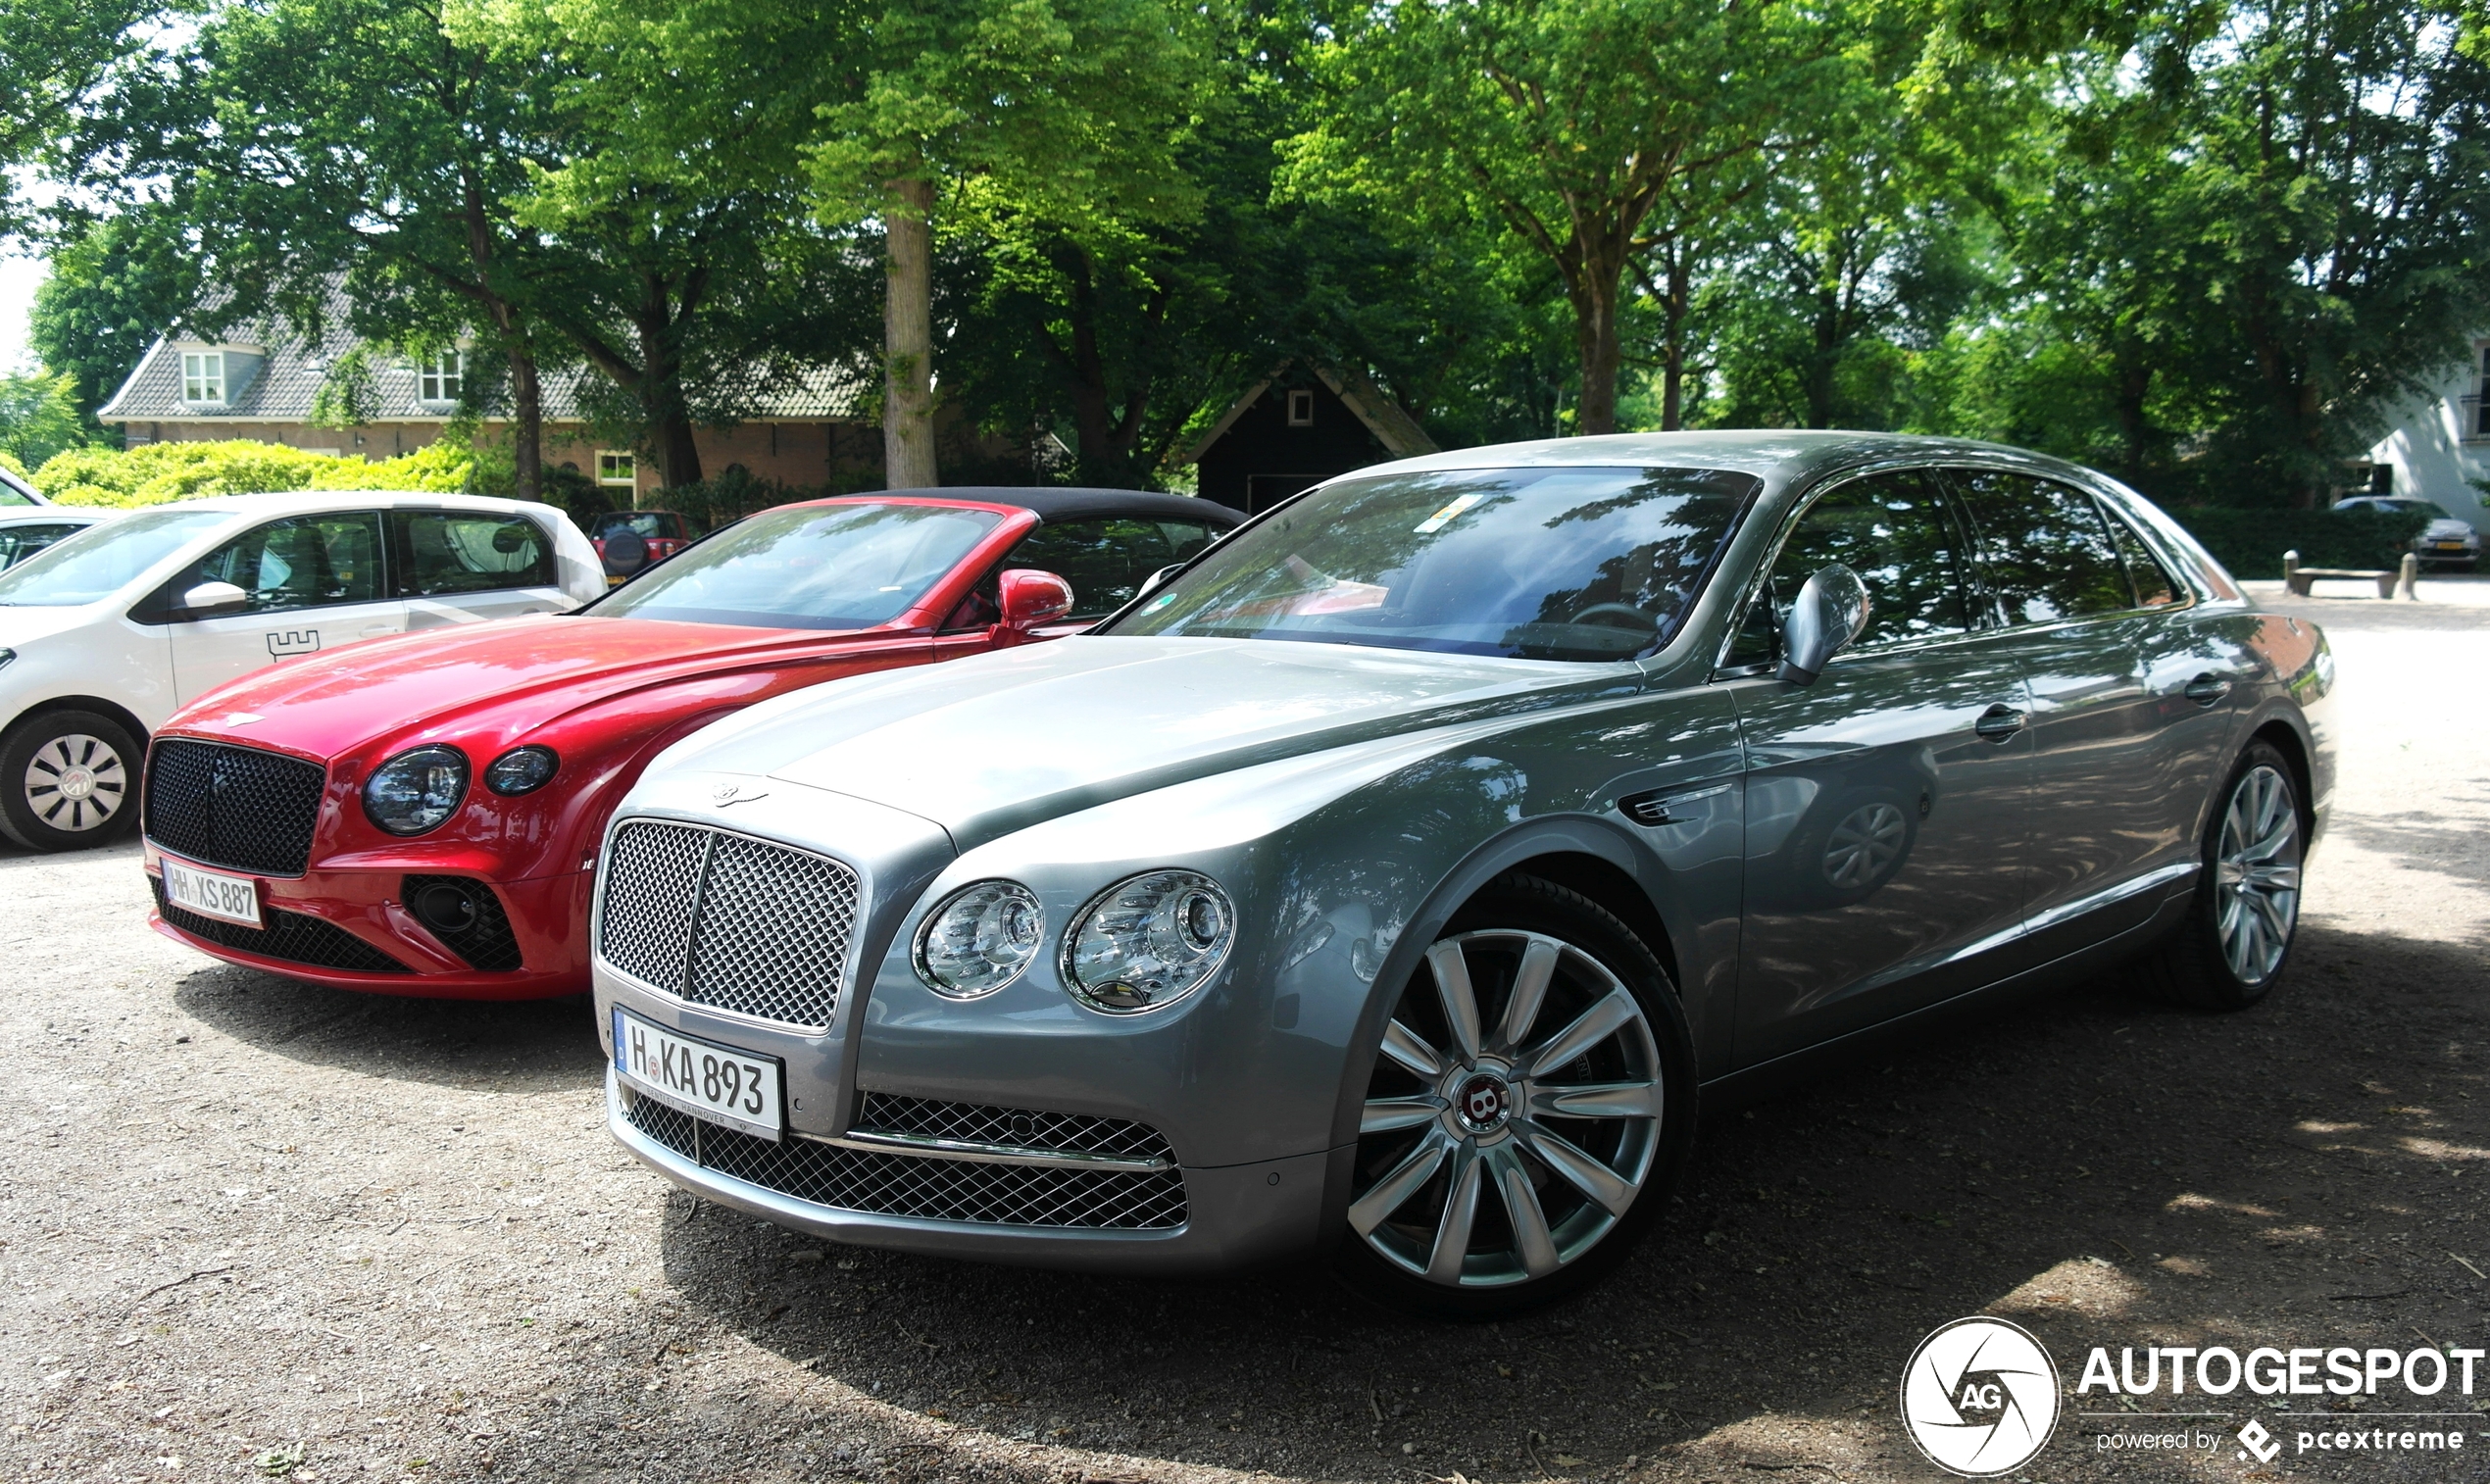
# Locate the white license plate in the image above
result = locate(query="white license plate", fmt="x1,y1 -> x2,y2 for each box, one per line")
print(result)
613,1008 -> 784,1140
162,858 -> 261,927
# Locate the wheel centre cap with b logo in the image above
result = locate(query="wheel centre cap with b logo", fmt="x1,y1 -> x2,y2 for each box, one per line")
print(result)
1455,1071 -> 1512,1133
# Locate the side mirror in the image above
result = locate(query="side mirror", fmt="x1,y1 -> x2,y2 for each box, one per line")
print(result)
1134,562 -> 1186,601
180,580 -> 249,617
1776,563 -> 1870,686
996,568 -> 1074,636
602,528 -> 648,577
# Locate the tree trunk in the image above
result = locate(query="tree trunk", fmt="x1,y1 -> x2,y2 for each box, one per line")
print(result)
2111,360 -> 2152,485
882,174 -> 938,489
1660,248 -> 1693,431
1569,264 -> 1623,436
506,341 -> 542,501
1806,286 -> 1841,429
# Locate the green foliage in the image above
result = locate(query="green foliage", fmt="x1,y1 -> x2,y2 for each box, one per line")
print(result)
29,208 -> 202,421
2164,507 -> 2431,578
31,439 -> 473,508
0,371 -> 97,470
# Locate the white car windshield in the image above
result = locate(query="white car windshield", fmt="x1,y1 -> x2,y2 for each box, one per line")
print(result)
584,502 -> 1002,630
1106,467 -> 1759,661
0,508 -> 230,607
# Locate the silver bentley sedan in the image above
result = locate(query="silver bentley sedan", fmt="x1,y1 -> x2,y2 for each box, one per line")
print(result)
589,432 -> 2332,1315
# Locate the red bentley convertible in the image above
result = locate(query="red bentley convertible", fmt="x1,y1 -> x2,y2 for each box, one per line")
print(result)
139,488 -> 1236,998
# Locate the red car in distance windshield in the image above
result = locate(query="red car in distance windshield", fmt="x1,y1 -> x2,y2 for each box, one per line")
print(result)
590,509 -> 691,584
139,488 -> 1235,999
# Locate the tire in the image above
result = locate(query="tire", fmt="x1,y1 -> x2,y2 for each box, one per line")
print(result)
2130,740 -> 2305,1011
0,709 -> 143,852
1332,872 -> 1696,1318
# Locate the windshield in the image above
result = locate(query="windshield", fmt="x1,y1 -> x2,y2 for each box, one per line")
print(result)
584,501 -> 1001,629
0,508 -> 230,607
1105,467 -> 1757,661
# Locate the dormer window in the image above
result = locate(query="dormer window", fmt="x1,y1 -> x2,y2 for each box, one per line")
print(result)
420,350 -> 465,403
1286,388 -> 1315,426
182,352 -> 224,404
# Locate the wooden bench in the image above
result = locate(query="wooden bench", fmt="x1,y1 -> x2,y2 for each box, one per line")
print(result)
2283,550 -> 2416,599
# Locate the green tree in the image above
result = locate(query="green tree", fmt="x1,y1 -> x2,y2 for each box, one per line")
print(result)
1292,0 -> 1821,436
0,371 -> 92,468
28,207 -> 202,421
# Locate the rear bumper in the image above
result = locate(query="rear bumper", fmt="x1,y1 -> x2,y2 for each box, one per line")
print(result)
143,846 -> 591,1000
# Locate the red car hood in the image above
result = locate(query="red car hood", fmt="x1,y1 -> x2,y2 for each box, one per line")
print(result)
161,615 -> 919,761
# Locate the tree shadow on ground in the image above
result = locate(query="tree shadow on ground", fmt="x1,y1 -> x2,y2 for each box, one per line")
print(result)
620,920 -> 2486,1484
170,961 -> 604,1093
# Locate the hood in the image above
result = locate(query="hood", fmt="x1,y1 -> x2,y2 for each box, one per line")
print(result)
661,636 -> 1631,841
2421,518 -> 2478,540
0,603 -> 112,650
163,614 -> 914,759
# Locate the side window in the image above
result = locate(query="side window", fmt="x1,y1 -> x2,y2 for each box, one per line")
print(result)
390,511 -> 555,596
1728,469 -> 1971,666
1001,518 -> 1193,618
0,522 -> 85,570
1949,470 -> 2132,625
2099,503 -> 2182,608
184,513 -> 384,615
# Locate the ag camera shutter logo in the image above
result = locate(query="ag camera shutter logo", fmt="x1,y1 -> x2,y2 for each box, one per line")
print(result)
1900,1316 -> 2063,1476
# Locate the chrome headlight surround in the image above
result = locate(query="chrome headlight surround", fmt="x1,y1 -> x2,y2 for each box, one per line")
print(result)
1060,868 -> 1235,1014
912,879 -> 1047,999
361,745 -> 470,836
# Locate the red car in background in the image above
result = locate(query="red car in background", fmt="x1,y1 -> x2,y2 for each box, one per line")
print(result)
589,510 -> 692,584
139,488 -> 1236,999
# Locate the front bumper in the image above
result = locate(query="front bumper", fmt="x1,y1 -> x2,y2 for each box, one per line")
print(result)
143,845 -> 592,1000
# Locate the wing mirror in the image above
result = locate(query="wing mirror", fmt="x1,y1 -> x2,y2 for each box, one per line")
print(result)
997,568 -> 1074,638
1777,564 -> 1870,686
180,580 -> 249,617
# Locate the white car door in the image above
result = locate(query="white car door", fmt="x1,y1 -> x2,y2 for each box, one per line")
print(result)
167,510 -> 407,705
388,508 -> 576,630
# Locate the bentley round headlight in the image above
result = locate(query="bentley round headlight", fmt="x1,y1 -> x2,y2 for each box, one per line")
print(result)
362,745 -> 469,835
913,880 -> 1046,998
484,745 -> 560,796
1062,869 -> 1234,1014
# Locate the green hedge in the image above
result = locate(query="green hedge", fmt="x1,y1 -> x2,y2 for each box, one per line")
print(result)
32,438 -> 473,507
2162,507 -> 2431,580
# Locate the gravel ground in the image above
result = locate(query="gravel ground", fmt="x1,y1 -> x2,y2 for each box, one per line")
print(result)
4,581 -> 2485,1484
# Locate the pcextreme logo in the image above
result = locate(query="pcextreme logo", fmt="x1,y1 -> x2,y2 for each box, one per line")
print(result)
1900,1317 -> 2063,1477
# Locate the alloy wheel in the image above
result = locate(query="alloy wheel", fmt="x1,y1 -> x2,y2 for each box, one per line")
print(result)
2214,764 -> 2300,983
23,732 -> 127,833
1350,928 -> 1663,1289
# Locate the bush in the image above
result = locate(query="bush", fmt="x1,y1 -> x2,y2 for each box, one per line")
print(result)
31,438 -> 473,508
655,466 -> 828,531
2163,507 -> 2431,580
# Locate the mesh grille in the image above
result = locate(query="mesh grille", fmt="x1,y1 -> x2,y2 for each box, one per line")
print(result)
855,1093 -> 1173,1162
598,819 -> 859,1029
152,875 -> 409,974
621,1088 -> 1186,1230
144,739 -> 326,876
402,874 -> 523,973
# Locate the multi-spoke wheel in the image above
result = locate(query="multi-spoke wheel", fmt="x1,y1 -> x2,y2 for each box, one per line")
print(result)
1335,873 -> 1693,1316
0,710 -> 142,852
2132,740 -> 2305,1010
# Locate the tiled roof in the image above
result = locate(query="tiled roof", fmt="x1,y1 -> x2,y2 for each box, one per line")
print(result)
100,294 -> 872,424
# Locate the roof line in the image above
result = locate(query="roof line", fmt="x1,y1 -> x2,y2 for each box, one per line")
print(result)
95,332 -> 171,420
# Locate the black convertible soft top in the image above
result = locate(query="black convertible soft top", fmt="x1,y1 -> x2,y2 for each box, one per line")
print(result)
884,485 -> 1242,531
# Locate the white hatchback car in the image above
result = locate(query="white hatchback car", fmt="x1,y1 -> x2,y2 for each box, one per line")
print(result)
0,490 -> 602,851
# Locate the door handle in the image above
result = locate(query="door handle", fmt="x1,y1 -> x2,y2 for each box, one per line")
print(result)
2182,673 -> 2232,706
1973,704 -> 2026,742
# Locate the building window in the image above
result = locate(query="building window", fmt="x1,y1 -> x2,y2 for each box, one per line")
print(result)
596,451 -> 637,487
182,352 -> 224,405
1286,389 -> 1315,426
419,350 -> 465,403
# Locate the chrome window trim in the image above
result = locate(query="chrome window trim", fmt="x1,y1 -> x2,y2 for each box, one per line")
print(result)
591,815 -> 865,1036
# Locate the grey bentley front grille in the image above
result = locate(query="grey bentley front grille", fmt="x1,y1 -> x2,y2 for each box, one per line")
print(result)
598,819 -> 860,1030
622,1090 -> 1187,1230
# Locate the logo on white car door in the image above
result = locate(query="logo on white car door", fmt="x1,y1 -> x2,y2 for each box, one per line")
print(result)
266,629 -> 321,658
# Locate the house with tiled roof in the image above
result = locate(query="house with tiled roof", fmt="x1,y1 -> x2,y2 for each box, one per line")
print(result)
99,301 -> 883,501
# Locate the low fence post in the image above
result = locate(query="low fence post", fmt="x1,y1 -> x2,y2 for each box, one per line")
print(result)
2397,552 -> 2418,601
2283,550 -> 2306,597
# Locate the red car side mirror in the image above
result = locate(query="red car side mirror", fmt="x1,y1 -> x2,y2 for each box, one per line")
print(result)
996,569 -> 1074,637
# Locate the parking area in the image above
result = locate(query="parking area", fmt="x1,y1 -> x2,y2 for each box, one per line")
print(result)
3,581 -> 2483,1484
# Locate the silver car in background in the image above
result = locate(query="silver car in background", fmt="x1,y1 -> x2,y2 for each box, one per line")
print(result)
590,432 -> 2333,1315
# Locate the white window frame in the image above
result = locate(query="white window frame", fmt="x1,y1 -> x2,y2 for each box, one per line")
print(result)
419,349 -> 465,403
181,352 -> 224,405
596,450 -> 637,487
1286,388 -> 1315,426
